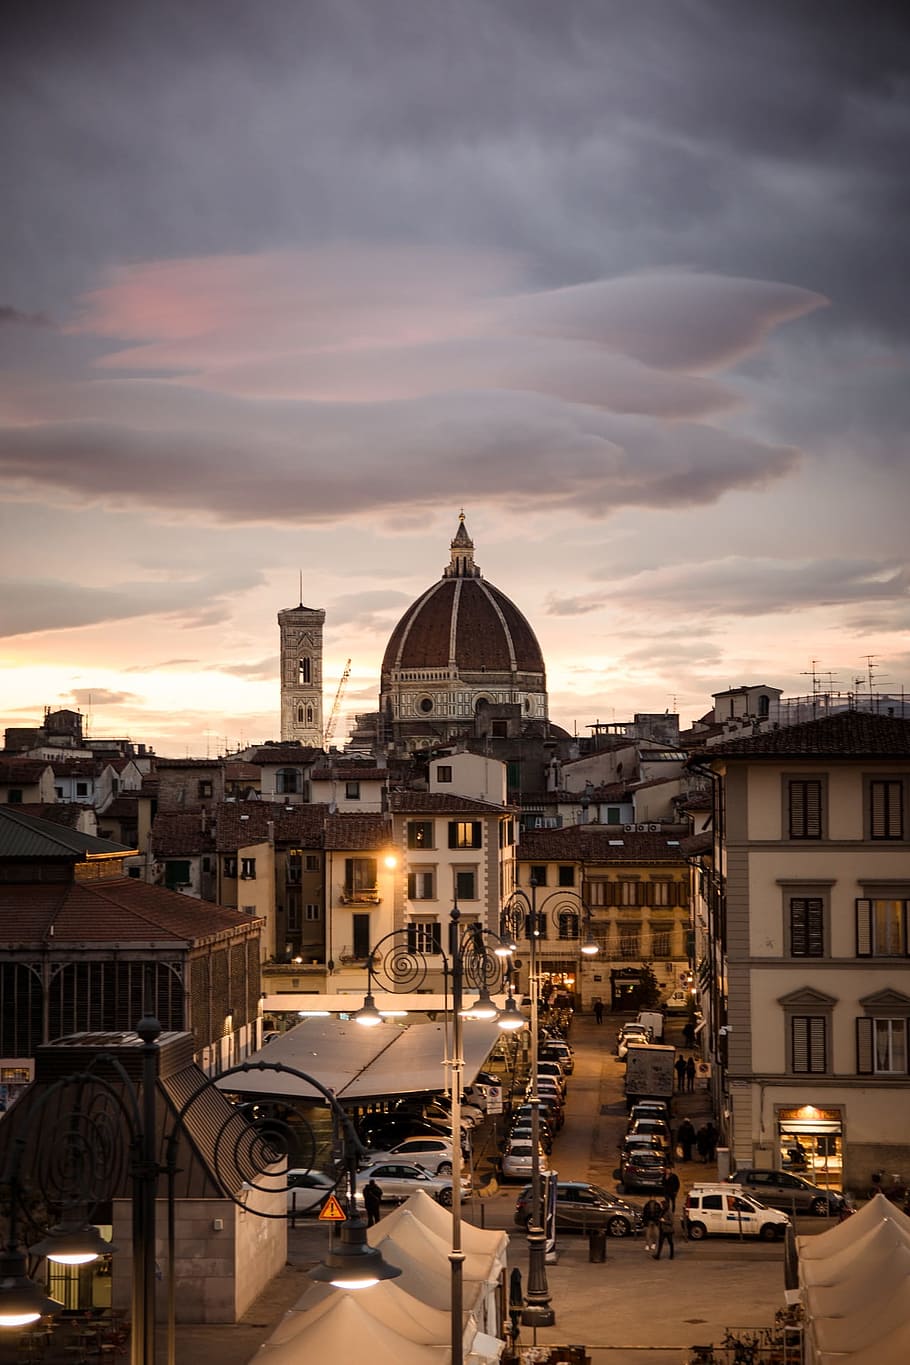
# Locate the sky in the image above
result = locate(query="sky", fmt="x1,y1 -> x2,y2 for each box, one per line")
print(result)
2,0 -> 908,756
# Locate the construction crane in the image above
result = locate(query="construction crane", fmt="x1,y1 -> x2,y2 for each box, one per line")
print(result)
323,659 -> 351,747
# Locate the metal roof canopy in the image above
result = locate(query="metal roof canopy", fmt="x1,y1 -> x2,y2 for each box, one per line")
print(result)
219,1013 -> 510,1103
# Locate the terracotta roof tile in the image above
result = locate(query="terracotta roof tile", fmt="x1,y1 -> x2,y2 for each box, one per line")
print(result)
213,801 -> 330,852
324,813 -> 393,850
700,711 -> 910,759
519,825 -> 689,865
151,813 -> 218,857
390,791 -> 511,815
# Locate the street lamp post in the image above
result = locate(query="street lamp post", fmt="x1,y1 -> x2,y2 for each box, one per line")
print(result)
501,882 -> 598,1329
354,905 -> 520,1365
0,1017 -> 399,1364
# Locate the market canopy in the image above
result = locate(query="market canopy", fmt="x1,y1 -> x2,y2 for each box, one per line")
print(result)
215,1014 -> 506,1103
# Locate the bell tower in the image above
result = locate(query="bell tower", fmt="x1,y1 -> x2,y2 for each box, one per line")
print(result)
278,595 -> 325,745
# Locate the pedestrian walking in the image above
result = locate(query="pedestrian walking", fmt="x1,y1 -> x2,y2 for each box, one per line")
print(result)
677,1117 -> 696,1162
662,1168 -> 680,1211
696,1124 -> 710,1163
594,999 -> 604,1024
705,1121 -> 718,1163
674,1055 -> 686,1092
685,1056 -> 696,1092
363,1178 -> 383,1227
642,1196 -> 663,1252
654,1199 -> 675,1260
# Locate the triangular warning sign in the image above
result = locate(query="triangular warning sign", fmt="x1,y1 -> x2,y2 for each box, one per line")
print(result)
318,1194 -> 348,1222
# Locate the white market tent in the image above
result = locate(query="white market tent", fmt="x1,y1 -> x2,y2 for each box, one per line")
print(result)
798,1194 -> 910,1365
248,1190 -> 505,1364
393,1187 -> 509,1273
251,1293 -> 446,1365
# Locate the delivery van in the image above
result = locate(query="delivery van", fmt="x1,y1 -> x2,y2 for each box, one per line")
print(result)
683,1183 -> 790,1241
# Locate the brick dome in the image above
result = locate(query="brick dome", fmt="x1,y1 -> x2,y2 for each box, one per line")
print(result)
379,516 -> 548,748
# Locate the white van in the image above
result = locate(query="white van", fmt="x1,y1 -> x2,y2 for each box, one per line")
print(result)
683,1183 -> 790,1241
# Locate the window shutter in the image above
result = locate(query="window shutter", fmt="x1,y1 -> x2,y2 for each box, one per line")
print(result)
431,922 -> 442,955
406,923 -> 417,953
790,898 -> 823,957
856,1017 -> 874,1074
448,821 -> 457,848
856,899 -> 872,956
472,821 -> 481,847
809,1017 -> 826,1072
871,780 -> 903,839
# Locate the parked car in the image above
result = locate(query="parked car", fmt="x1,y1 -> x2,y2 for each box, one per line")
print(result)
358,1160 -> 468,1207
628,1101 -> 670,1126
533,1076 -> 566,1106
286,1169 -> 349,1215
618,1144 -> 669,1192
363,1136 -> 458,1176
684,1184 -> 790,1241
540,1041 -> 575,1073
508,1122 -> 553,1155
501,1140 -> 550,1181
536,1060 -> 567,1088
393,1097 -> 482,1130
617,1025 -> 652,1059
511,1105 -> 557,1142
358,1114 -> 451,1150
726,1169 -> 847,1216
515,1182 -> 642,1237
626,1117 -> 672,1152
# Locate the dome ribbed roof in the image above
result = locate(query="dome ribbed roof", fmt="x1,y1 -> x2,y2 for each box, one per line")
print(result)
381,517 -> 545,678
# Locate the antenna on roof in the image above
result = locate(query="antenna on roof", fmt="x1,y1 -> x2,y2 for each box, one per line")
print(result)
299,569 -> 303,606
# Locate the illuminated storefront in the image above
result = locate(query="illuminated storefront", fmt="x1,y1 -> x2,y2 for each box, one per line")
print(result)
777,1104 -> 843,1189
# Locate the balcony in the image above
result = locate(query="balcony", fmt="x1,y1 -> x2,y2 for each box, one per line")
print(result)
339,887 -> 381,905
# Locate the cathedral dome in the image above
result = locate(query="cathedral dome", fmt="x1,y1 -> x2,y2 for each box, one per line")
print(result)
379,516 -> 548,749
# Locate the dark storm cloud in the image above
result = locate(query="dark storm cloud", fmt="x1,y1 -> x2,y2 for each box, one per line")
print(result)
0,306 -> 50,326
0,571 -> 264,639
3,0 -> 909,342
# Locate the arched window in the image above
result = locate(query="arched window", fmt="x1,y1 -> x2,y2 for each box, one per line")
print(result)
297,705 -> 305,724
306,706 -> 314,724
298,657 -> 311,685
757,694 -> 770,719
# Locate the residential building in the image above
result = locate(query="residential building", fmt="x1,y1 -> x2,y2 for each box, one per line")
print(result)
689,710 -> 910,1194
0,757 -> 55,805
517,825 -> 691,1011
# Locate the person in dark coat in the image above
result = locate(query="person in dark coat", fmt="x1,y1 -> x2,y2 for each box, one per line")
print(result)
363,1178 -> 383,1226
685,1056 -> 696,1092
704,1121 -> 718,1162
682,1020 -> 696,1048
594,999 -> 604,1024
662,1168 -> 680,1210
676,1117 -> 696,1162
654,1199 -> 676,1260
674,1056 -> 686,1092
696,1124 -> 710,1163
642,1196 -> 663,1252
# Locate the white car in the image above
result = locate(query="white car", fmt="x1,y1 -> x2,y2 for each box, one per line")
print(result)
363,1135 -> 458,1176
501,1141 -> 550,1181
358,1160 -> 468,1207
286,1170 -> 363,1215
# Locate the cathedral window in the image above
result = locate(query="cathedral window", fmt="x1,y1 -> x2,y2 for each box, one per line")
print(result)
298,657 -> 311,685
419,697 -> 434,713
297,706 -> 305,724
306,706 -> 314,724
